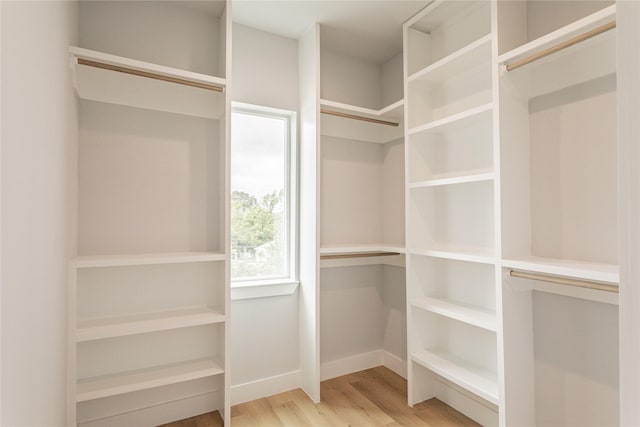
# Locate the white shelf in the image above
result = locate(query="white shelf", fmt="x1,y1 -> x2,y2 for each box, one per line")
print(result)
70,46 -> 226,119
409,35 -> 492,84
410,297 -> 496,332
502,256 -> 619,284
77,307 -> 225,342
408,103 -> 493,136
72,252 -> 226,269
320,244 -> 406,255
409,246 -> 495,265
498,5 -> 616,99
409,169 -> 494,189
76,358 -> 223,402
412,349 -> 499,405
320,99 -> 404,144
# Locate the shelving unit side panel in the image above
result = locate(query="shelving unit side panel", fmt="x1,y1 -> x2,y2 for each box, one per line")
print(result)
78,0 -> 224,77
77,101 -> 222,256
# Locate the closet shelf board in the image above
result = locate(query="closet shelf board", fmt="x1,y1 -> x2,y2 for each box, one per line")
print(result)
320,244 -> 406,255
498,6 -> 616,99
409,35 -> 492,84
72,252 -> 226,269
408,103 -> 493,136
409,247 -> 495,265
409,169 -> 494,189
70,46 -> 226,119
412,349 -> 499,405
410,297 -> 497,332
76,358 -> 224,402
77,307 -> 226,342
502,256 -> 619,284
320,99 -> 405,144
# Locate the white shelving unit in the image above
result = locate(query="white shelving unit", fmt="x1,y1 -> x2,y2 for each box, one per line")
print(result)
404,1 -> 500,425
497,1 -> 619,426
67,1 -> 231,426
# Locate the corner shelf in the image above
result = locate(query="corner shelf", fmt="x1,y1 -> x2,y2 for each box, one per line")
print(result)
410,297 -> 496,332
320,244 -> 406,268
412,349 -> 499,406
320,99 -> 404,144
76,358 -> 224,402
77,307 -> 226,342
70,47 -> 227,119
72,252 -> 226,269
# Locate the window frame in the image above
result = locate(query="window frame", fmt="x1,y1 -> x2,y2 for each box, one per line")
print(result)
229,102 -> 298,299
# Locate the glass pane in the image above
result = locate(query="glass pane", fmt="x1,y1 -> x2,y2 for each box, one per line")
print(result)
231,111 -> 288,280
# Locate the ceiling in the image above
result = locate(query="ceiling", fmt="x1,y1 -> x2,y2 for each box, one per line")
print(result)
232,0 -> 430,64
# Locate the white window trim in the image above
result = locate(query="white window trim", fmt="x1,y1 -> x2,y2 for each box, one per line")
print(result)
230,102 -> 298,300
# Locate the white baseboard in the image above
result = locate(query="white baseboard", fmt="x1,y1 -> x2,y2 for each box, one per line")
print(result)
383,351 -> 407,379
321,350 -> 407,381
435,380 -> 499,427
79,391 -> 221,427
231,370 -> 302,405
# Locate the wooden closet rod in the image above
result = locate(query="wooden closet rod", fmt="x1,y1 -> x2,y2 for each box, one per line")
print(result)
508,269 -> 619,293
77,58 -> 225,93
320,251 -> 401,260
320,109 -> 399,127
505,21 -> 616,72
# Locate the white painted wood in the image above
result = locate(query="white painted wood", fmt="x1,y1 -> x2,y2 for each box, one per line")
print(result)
408,170 -> 494,188
412,350 -> 499,405
230,370 -> 301,406
298,24 -> 321,403
410,297 -> 497,332
617,1 -> 640,424
70,48 -> 225,120
408,34 -> 492,83
320,244 -> 406,255
72,252 -> 225,269
76,358 -> 224,402
409,247 -> 494,265
502,256 -> 619,284
408,103 -> 493,135
77,307 -> 226,342
320,350 -> 385,381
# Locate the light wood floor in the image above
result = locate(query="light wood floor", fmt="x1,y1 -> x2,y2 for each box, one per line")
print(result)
160,366 -> 480,426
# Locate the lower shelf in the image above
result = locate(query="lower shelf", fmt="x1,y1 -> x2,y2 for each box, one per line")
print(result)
411,349 -> 498,405
410,297 -> 497,332
76,358 -> 224,402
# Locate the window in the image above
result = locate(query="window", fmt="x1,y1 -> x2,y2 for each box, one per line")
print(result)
231,103 -> 297,286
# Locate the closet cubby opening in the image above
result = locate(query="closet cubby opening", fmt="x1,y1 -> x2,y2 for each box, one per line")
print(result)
408,111 -> 493,184
77,100 -> 225,257
408,180 -> 495,255
78,0 -> 228,79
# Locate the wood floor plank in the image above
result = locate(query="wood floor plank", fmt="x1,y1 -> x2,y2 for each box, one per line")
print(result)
160,366 -> 482,427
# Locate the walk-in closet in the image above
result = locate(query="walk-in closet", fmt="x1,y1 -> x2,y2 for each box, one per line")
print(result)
2,0 -> 640,426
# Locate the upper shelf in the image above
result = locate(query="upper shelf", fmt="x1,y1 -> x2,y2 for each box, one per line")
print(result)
320,99 -> 404,144
498,5 -> 616,99
71,252 -> 226,269
70,47 -> 227,119
502,256 -> 619,284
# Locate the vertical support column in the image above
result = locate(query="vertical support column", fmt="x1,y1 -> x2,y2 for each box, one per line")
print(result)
298,23 -> 321,402
618,2 -> 640,425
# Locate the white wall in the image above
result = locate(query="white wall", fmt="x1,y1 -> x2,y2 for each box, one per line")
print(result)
1,1 -> 78,425
230,23 -> 301,401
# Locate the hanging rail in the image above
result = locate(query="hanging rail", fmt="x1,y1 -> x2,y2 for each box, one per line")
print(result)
77,58 -> 225,93
320,251 -> 401,260
320,109 -> 399,127
505,20 -> 616,72
508,269 -> 618,293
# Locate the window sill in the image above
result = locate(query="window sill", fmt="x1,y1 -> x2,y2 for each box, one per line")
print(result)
231,279 -> 299,300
